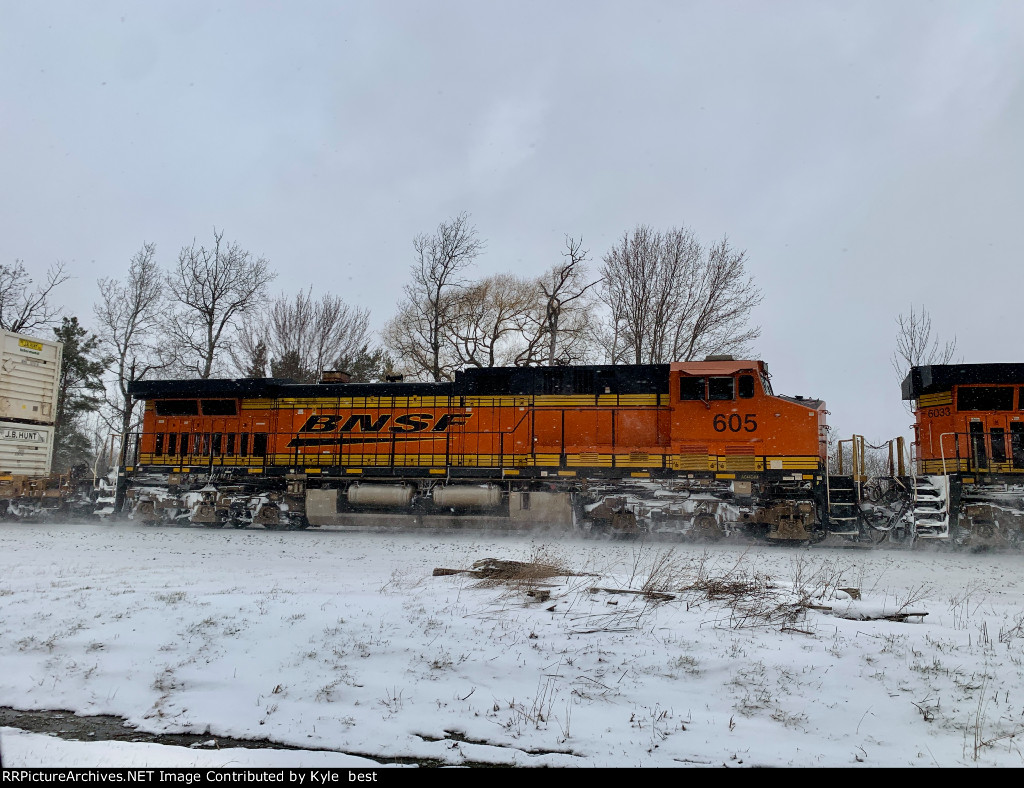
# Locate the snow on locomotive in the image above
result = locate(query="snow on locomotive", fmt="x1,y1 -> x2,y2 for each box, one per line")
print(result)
904,363 -> 1024,545
121,357 -> 852,541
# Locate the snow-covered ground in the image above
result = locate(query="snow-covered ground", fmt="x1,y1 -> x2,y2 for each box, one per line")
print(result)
3,522 -> 1024,768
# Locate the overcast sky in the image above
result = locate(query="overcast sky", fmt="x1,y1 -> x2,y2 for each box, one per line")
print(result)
3,0 -> 1022,444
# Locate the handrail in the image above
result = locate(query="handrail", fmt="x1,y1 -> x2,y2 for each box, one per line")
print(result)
938,432 -> 956,477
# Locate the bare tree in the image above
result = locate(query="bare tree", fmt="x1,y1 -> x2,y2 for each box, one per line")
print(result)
598,225 -> 761,363
168,229 -> 276,378
233,289 -> 377,383
892,304 -> 957,380
670,236 -> 762,362
445,273 -> 537,368
93,243 -> 170,504
516,236 -> 600,366
0,261 -> 70,335
892,304 -> 958,417
382,212 -> 484,381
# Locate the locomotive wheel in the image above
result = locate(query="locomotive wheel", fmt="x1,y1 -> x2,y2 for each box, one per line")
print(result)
690,513 -> 723,542
886,526 -> 913,545
952,524 -> 972,548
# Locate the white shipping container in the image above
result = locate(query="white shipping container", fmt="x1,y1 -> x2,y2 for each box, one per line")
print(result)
0,331 -> 63,426
0,421 -> 55,476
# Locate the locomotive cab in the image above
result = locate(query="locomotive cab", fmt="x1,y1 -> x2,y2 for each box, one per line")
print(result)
903,363 -> 1024,544
669,359 -> 827,475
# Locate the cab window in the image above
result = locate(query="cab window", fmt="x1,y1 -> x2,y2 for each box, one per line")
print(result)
738,375 -> 755,398
680,377 -> 706,401
708,377 -> 734,401
201,399 -> 238,416
958,387 -> 1013,411
155,400 -> 199,416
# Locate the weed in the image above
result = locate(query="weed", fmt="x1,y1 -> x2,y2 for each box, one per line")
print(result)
667,654 -> 701,676
771,709 -> 808,729
428,650 -> 454,671
945,579 -> 980,623
970,664 -> 991,761
379,686 -> 405,714
1000,610 -> 1024,644
316,679 -> 342,703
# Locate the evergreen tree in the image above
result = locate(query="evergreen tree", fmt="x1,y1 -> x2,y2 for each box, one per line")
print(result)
334,346 -> 394,383
52,317 -> 109,473
270,349 -> 312,381
245,338 -> 269,378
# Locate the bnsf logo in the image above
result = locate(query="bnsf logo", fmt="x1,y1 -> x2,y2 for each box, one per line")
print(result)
299,413 -> 470,433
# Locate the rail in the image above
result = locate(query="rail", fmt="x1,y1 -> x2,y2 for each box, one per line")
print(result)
916,429 -> 1024,475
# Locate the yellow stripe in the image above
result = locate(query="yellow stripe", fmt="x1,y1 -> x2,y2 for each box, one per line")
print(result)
566,454 -> 614,467
600,394 -> 660,406
240,394 -> 665,410
462,396 -> 530,407
765,457 -> 822,470
919,391 -> 952,407
614,454 -> 663,467
533,396 -> 600,406
140,451 -> 822,475
671,456 -> 716,471
241,399 -> 276,409
273,396 -> 458,409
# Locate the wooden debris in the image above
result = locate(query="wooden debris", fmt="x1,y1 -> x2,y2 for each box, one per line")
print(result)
588,586 -> 676,602
802,602 -> 928,622
432,558 -> 561,579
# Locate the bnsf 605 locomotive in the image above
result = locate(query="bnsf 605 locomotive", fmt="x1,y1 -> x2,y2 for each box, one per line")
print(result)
122,358 -> 845,540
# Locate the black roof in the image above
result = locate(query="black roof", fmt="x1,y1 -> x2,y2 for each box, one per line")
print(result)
128,377 -> 449,399
128,364 -> 671,400
902,364 -> 1024,400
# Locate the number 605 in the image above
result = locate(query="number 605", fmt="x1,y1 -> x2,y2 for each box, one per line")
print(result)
713,414 -> 757,432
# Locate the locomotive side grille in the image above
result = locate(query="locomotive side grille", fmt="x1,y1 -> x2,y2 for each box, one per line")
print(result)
723,443 -> 758,471
724,455 -> 757,471
672,445 -> 711,471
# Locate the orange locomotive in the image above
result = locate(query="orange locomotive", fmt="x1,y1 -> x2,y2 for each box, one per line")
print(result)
124,357 -> 838,540
904,363 -> 1024,544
